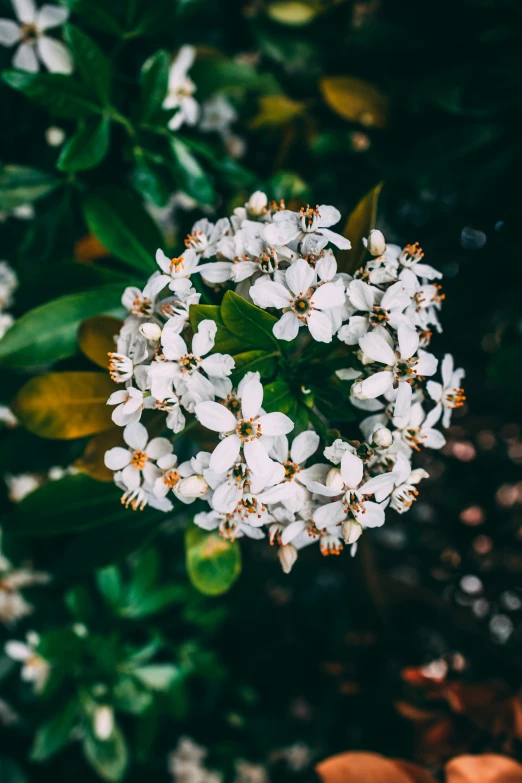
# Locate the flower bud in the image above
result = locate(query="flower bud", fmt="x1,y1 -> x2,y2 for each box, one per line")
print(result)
367,229 -> 386,257
341,519 -> 362,545
139,322 -> 162,341
325,467 -> 344,492
247,190 -> 267,216
372,427 -> 393,449
177,474 -> 209,498
45,126 -> 65,147
278,544 -> 298,574
94,705 -> 114,741
351,381 -> 367,400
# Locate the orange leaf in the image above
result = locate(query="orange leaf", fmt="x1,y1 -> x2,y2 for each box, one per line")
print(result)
316,752 -> 435,783
446,754 -> 522,783
78,315 -> 121,369
320,77 -> 389,128
74,232 -> 110,263
75,428 -> 124,482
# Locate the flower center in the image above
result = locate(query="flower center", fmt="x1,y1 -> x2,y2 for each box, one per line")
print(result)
131,450 -> 148,470
21,23 -> 39,42
283,461 -> 300,480
178,354 -> 200,373
130,296 -> 152,316
394,355 -> 418,382
320,535 -> 343,556
299,205 -> 320,232
184,232 -> 208,253
236,418 -> 261,442
170,256 -> 185,273
403,428 -> 425,451
223,395 -> 242,416
401,242 -> 424,266
369,306 -> 389,327
108,352 -> 132,383
163,470 -> 180,488
444,387 -> 466,409
290,291 -> 314,320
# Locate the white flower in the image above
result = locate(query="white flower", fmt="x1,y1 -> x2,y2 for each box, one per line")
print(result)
139,322 -> 162,341
309,451 -> 396,530
261,430 -> 328,513
366,229 -> 386,257
250,258 -> 346,343
154,451 -> 211,504
122,273 -> 169,317
163,45 -> 199,131
193,510 -> 266,542
264,204 -> 351,251
399,242 -> 442,280
385,453 -> 429,513
150,319 -> 234,407
5,632 -> 50,692
427,353 -> 465,428
246,191 -> 268,217
0,261 -> 18,310
4,472 -> 40,502
195,376 -> 294,476
278,543 -> 298,573
156,245 -> 231,292
0,553 -> 50,624
93,706 -> 114,740
107,387 -> 145,427
359,323 -> 438,418
393,401 -> 446,451
338,279 -> 411,345
0,0 -> 72,73
183,217 -> 230,258
104,422 -> 173,496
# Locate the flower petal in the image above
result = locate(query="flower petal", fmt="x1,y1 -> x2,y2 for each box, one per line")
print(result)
313,500 -> 346,527
250,280 -> 291,310
286,258 -> 315,296
195,401 -> 237,433
307,310 -> 333,343
37,36 -> 73,74
397,323 -> 419,360
273,311 -> 300,341
209,435 -> 241,473
0,20 -> 21,45
361,371 -> 394,398
104,447 -> 132,470
290,430 -> 320,464
12,0 -> 35,24
244,438 -> 272,475
123,421 -> 148,451
394,380 -> 412,419
121,465 -> 141,491
317,227 -> 351,249
36,4 -> 68,30
359,331 -> 395,365
311,282 -> 346,310
340,452 -> 363,489
241,377 -> 264,420
258,411 -> 294,436
146,437 -> 173,461
13,41 -> 38,71
264,220 -> 300,246
192,319 -> 216,357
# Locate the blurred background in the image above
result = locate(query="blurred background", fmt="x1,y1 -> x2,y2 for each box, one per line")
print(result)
1,0 -> 522,780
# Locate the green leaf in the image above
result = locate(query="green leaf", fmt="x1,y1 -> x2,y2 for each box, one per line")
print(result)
83,187 -> 161,273
189,304 -> 245,354
134,664 -> 180,690
83,725 -> 128,782
5,474 -> 158,537
185,524 -> 242,596
169,136 -> 216,206
0,759 -> 27,783
132,153 -> 172,207
123,585 -> 184,618
262,379 -> 296,416
0,284 -> 124,367
96,566 -> 123,606
63,25 -> 112,103
57,117 -> 110,172
221,290 -> 279,351
231,349 -> 278,382
0,165 -> 59,210
139,50 -> 169,122
2,70 -> 101,119
31,701 -> 78,761
65,0 -> 123,35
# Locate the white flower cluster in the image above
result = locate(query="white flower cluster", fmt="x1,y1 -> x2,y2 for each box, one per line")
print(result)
103,195 -> 465,572
0,261 -> 18,340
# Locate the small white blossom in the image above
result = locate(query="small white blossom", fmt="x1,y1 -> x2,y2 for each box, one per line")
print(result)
0,0 -> 72,73
163,45 -> 199,131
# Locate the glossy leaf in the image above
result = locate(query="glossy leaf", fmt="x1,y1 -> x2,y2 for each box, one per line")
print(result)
189,303 -> 245,354
185,524 -> 242,596
320,76 -> 389,129
13,372 -> 116,440
57,117 -> 111,172
169,136 -> 216,206
262,379 -> 296,416
140,50 -> 169,122
31,701 -> 78,761
231,350 -> 278,382
63,25 -> 112,103
0,165 -> 59,210
220,290 -> 279,351
83,725 -> 128,782
0,285 -> 124,368
83,187 -> 161,273
2,70 -> 101,119
338,182 -> 383,273
78,315 -> 121,368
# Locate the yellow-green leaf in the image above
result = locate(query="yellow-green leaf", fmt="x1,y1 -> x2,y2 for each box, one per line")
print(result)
267,1 -> 318,26
75,428 -> 124,482
320,77 -> 389,128
250,95 -> 306,128
78,315 -> 121,369
13,372 -> 116,440
337,182 -> 383,273
185,525 -> 241,596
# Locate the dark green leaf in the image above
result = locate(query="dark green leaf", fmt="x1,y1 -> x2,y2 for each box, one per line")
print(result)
262,379 -> 296,416
83,725 -> 128,782
63,25 -> 112,103
96,566 -> 123,606
83,187 -> 161,273
132,153 -> 172,207
0,284 -> 124,367
65,0 -> 123,34
231,350 -> 278,382
0,165 -> 60,210
221,290 -> 279,351
57,117 -> 111,172
169,136 -> 216,206
185,524 -> 241,596
2,70 -> 100,119
189,304 -> 245,354
139,49 -> 169,121
123,585 -> 185,618
31,701 -> 78,761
